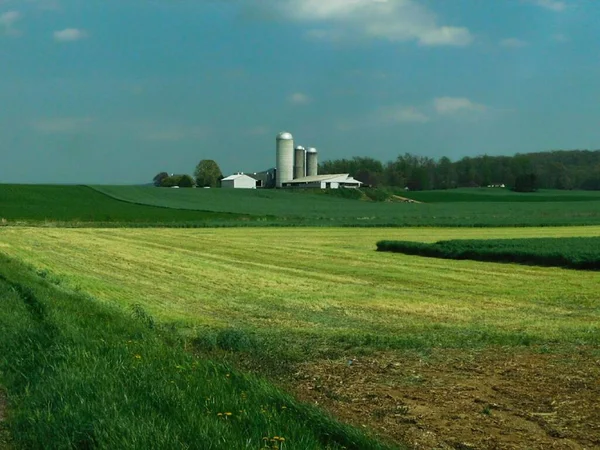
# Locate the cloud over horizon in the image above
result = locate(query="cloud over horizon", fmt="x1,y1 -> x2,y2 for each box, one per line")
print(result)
434,97 -> 486,115
276,0 -> 473,46
53,28 -> 87,42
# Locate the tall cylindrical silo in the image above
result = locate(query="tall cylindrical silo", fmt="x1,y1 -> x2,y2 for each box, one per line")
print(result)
294,146 -> 306,179
306,147 -> 318,177
276,132 -> 294,187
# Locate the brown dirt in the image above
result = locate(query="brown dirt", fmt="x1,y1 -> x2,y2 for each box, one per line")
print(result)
285,348 -> 600,449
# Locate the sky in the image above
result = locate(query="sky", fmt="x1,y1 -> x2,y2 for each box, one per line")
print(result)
1,0 -> 599,184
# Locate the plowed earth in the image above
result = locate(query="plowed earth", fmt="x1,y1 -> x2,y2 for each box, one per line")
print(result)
287,348 -> 600,449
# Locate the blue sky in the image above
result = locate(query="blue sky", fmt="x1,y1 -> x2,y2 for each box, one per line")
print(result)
1,0 -> 598,184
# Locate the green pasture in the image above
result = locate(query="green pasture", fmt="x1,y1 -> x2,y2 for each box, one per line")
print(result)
0,184 -> 256,225
2,184 -> 600,227
398,187 -> 600,203
93,185 -> 600,227
1,227 -> 598,358
0,254 -> 392,449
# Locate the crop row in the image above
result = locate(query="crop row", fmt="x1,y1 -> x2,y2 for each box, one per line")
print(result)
376,237 -> 600,270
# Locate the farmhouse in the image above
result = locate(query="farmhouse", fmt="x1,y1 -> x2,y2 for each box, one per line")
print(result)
221,173 -> 257,189
281,174 -> 362,189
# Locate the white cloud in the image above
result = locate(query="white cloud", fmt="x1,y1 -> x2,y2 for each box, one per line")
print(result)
288,92 -> 311,105
377,105 -> 429,124
33,117 -> 93,133
500,37 -> 528,48
434,97 -> 486,115
53,28 -> 87,42
531,0 -> 566,11
276,0 -> 473,46
0,10 -> 20,27
0,10 -> 20,35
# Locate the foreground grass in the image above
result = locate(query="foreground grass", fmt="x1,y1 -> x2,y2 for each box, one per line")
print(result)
0,254 -> 394,450
377,236 -> 600,270
1,227 -> 598,360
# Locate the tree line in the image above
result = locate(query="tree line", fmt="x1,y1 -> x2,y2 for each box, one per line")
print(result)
319,150 -> 600,191
153,160 -> 223,188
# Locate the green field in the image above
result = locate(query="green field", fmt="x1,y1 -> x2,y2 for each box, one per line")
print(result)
2,227 -> 598,352
377,236 -> 600,270
1,226 -> 599,448
398,187 -> 600,203
94,185 -> 600,227
0,254 -> 391,450
2,184 -> 600,227
2,185 -> 600,448
0,184 -> 258,225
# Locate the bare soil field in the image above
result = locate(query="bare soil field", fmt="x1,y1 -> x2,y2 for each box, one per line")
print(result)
290,348 -> 600,449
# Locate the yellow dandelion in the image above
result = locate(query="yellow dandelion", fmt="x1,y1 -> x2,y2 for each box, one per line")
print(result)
134,354 -> 142,359
225,412 -> 232,416
217,413 -> 223,416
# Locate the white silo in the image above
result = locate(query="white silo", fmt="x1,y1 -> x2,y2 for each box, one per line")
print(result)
306,147 -> 318,177
294,146 -> 306,179
276,132 -> 294,187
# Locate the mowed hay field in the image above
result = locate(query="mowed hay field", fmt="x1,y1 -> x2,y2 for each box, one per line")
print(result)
1,226 -> 599,448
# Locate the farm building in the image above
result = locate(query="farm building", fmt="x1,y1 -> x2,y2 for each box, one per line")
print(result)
281,174 -> 362,189
221,173 -> 257,189
222,131 -> 364,189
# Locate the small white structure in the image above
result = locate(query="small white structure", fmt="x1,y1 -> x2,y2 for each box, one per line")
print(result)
282,174 -> 362,189
221,173 -> 257,189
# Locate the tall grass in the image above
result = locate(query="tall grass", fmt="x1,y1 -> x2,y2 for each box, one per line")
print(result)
376,237 -> 600,270
0,254 -> 396,450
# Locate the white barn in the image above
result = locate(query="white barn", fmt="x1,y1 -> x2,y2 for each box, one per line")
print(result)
221,173 -> 257,189
282,174 -> 362,189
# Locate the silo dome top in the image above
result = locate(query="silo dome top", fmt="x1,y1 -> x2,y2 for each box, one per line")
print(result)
276,132 -> 293,140
295,145 -> 305,150
306,147 -> 317,153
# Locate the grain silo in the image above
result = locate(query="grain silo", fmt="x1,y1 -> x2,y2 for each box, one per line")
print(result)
306,147 -> 318,177
276,132 -> 294,187
294,146 -> 306,179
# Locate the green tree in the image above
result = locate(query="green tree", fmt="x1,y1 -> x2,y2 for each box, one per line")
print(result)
194,160 -> 223,188
153,172 -> 169,187
512,173 -> 538,192
178,174 -> 195,188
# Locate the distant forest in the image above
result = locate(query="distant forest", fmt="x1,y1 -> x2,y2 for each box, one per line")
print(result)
319,150 -> 600,191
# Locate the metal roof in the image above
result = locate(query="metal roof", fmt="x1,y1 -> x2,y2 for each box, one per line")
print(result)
283,174 -> 362,184
221,173 -> 256,181
276,131 -> 293,140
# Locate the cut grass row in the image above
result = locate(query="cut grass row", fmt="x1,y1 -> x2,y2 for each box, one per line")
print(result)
377,237 -> 600,270
0,254 -> 394,450
1,227 -> 598,361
